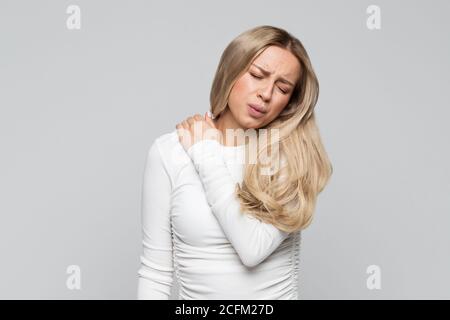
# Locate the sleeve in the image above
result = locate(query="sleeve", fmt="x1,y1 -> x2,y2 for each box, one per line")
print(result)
137,139 -> 174,299
186,139 -> 290,268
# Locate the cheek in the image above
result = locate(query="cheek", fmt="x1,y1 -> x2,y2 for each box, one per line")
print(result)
228,78 -> 250,115
266,98 -> 290,119
231,76 -> 253,98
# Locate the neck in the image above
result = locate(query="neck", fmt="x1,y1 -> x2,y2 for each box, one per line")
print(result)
213,108 -> 245,147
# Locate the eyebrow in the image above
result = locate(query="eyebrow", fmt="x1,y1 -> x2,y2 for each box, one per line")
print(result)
251,63 -> 296,87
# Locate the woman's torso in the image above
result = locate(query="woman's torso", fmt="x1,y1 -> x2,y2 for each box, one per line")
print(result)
157,130 -> 302,299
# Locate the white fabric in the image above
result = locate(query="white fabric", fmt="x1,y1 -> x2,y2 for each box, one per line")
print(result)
137,129 -> 301,300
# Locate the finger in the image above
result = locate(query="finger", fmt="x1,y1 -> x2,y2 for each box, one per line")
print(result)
204,112 -> 211,126
176,123 -> 186,141
205,113 -> 215,128
187,117 -> 195,126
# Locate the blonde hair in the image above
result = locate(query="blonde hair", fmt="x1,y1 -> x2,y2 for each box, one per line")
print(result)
209,25 -> 333,233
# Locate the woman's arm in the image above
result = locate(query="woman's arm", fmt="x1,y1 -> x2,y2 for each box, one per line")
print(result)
137,140 -> 174,299
187,139 -> 290,268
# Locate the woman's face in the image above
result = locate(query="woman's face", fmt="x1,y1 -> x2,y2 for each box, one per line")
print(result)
227,45 -> 301,129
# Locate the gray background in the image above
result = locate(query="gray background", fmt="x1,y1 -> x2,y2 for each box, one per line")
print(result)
1,0 -> 449,299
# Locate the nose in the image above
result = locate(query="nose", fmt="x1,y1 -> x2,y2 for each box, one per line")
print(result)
257,82 -> 274,102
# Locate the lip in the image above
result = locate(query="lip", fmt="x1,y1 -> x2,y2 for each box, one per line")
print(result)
248,104 -> 267,113
247,104 -> 267,118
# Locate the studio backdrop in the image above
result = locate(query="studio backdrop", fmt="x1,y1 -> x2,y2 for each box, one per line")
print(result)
0,0 -> 449,299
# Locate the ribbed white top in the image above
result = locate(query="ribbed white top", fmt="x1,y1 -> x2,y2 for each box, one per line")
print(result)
137,129 -> 301,299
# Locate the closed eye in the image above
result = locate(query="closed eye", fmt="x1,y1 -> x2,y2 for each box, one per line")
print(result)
250,73 -> 262,79
250,72 -> 289,94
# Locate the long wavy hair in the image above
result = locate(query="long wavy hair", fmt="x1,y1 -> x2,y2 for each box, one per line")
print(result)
209,25 -> 333,233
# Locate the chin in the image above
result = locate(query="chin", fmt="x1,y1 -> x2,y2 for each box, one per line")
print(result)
241,117 -> 263,129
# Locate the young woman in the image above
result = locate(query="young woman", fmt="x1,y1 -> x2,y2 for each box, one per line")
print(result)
137,25 -> 333,300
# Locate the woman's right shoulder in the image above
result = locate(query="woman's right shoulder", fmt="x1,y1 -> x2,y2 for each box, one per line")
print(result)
147,129 -> 191,175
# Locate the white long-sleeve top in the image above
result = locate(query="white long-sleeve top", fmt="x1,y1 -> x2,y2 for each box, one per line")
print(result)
137,129 -> 302,300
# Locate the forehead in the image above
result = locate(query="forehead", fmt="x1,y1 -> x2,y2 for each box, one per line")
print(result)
251,46 -> 300,80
